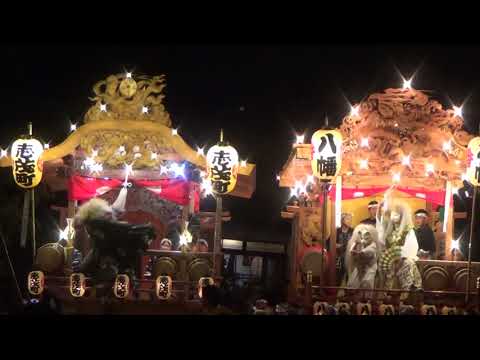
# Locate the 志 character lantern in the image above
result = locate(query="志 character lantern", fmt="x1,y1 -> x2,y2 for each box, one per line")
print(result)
11,137 -> 44,189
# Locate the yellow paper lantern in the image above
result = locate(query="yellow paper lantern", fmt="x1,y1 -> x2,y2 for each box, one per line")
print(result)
114,274 -> 130,299
27,271 -> 45,296
466,137 -> 480,186
155,275 -> 172,300
311,129 -> 342,180
70,273 -> 86,298
11,137 -> 44,189
206,143 -> 239,195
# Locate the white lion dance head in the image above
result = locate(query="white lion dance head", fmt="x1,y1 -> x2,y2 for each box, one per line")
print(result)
74,198 -> 114,227
345,223 -> 379,275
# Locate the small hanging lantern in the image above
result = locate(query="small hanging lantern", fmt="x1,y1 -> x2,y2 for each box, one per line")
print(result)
70,273 -> 86,298
27,271 -> 45,296
114,274 -> 130,299
357,302 -> 372,315
466,137 -> 480,186
11,135 -> 44,189
206,130 -> 239,195
198,277 -> 214,299
311,129 -> 343,180
156,275 -> 172,300
379,304 -> 395,315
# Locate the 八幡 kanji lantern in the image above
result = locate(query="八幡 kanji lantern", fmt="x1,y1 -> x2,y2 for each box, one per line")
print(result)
311,129 -> 343,180
466,137 -> 480,186
11,137 -> 44,189
206,135 -> 239,195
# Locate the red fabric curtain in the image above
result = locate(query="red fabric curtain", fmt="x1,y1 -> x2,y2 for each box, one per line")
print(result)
396,187 -> 449,207
328,186 -> 389,201
69,175 -> 200,211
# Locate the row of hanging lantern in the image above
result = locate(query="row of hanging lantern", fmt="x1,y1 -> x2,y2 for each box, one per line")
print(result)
27,270 -> 214,301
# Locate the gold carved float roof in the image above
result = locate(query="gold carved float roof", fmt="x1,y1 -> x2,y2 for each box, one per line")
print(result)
280,88 -> 474,189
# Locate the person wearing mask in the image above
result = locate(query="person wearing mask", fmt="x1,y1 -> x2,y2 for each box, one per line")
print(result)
413,209 -> 436,259
336,213 -> 354,285
360,201 -> 379,226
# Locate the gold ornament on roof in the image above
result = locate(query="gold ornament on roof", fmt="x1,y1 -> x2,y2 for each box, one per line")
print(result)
84,73 -> 172,127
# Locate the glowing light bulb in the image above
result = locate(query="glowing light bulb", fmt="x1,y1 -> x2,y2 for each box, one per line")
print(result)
91,149 -> 98,158
200,170 -> 207,178
142,106 -> 149,114
118,145 -> 125,153
350,105 -> 360,117
197,147 -> 205,156
70,123 -> 77,132
171,163 -> 185,178
360,137 -> 369,148
201,178 -> 213,197
160,165 -> 169,175
126,72 -> 132,79
453,187 -> 459,196
453,105 -> 463,118
83,157 -> 95,168
425,163 -> 435,174
0,148 -> 7,158
90,163 -> 103,175
402,78 -> 412,90
442,140 -> 452,152
151,152 -> 158,160
44,143 -> 50,150
295,134 -> 305,145
124,162 -> 134,177
172,128 -> 178,136
100,103 -> 107,112
402,154 -> 411,167
451,239 -> 460,251
359,159 -> 369,169
276,175 -> 281,181
392,173 -> 401,183
240,160 -> 247,167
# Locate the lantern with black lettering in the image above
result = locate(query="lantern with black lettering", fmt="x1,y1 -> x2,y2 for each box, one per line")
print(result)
206,137 -> 239,196
466,137 -> 480,186
70,273 -> 86,298
27,271 -> 45,296
114,274 -> 130,299
311,130 -> 342,180
11,137 -> 44,189
156,275 -> 172,300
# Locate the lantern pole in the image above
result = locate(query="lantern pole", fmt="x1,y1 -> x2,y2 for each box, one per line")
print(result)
28,122 -> 37,259
213,128 -> 224,277
466,185 -> 477,304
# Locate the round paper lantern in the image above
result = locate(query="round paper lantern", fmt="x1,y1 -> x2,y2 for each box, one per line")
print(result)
311,129 -> 343,180
11,137 -> 44,189
28,271 -> 45,296
114,274 -> 130,299
466,137 -> 480,186
206,142 -> 239,195
156,275 -> 172,300
70,273 -> 86,298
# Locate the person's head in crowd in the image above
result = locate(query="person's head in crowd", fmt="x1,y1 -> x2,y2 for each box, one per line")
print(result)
341,213 -> 353,229
160,238 -> 173,251
414,209 -> 429,228
367,201 -> 378,218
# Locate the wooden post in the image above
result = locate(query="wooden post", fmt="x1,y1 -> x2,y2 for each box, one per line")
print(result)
304,271 -> 313,315
466,185 -> 477,304
329,192 -> 337,286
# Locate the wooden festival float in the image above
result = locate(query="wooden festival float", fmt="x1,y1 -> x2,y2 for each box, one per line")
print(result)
279,86 -> 480,315
0,73 -> 255,314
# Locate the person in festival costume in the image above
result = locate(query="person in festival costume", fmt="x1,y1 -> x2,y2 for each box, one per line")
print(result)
376,195 -> 422,299
345,223 -> 379,296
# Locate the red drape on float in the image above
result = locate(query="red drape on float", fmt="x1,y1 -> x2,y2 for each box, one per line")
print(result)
69,175 -> 200,211
328,186 -> 389,201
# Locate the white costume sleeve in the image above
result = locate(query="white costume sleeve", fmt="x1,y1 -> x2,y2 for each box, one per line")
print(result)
401,229 -> 419,260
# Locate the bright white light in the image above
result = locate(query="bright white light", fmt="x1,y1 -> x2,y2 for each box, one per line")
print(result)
118,145 -> 125,153
124,162 -> 134,177
295,134 -> 305,145
453,105 -> 463,118
197,147 -> 205,156
126,72 -> 132,79
306,175 -> 315,185
200,170 -> 207,178
91,149 -> 98,158
90,163 -> 103,175
201,178 -> 213,197
402,154 -> 411,167
0,149 -> 7,158
461,173 -> 468,182
403,78 -> 412,90
442,140 -> 452,152
151,152 -> 158,160
172,128 -> 178,136
276,175 -> 281,181
451,239 -> 460,251
240,160 -> 247,167
134,153 -> 142,159
350,105 -> 360,117
394,123 -> 399,127
83,157 -> 95,168
425,163 -> 435,174
160,165 -> 169,176
70,123 -> 77,132
455,160 -> 461,165
453,187 -> 459,196
58,228 -> 68,242
142,106 -> 149,114
392,173 -> 401,183
171,163 -> 185,178
360,137 -> 369,148
100,103 -> 107,112
353,192 -> 365,198
359,159 -> 369,169
44,143 -> 50,150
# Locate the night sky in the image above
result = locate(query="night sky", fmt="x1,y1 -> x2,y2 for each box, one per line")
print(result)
2,43 -> 480,242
